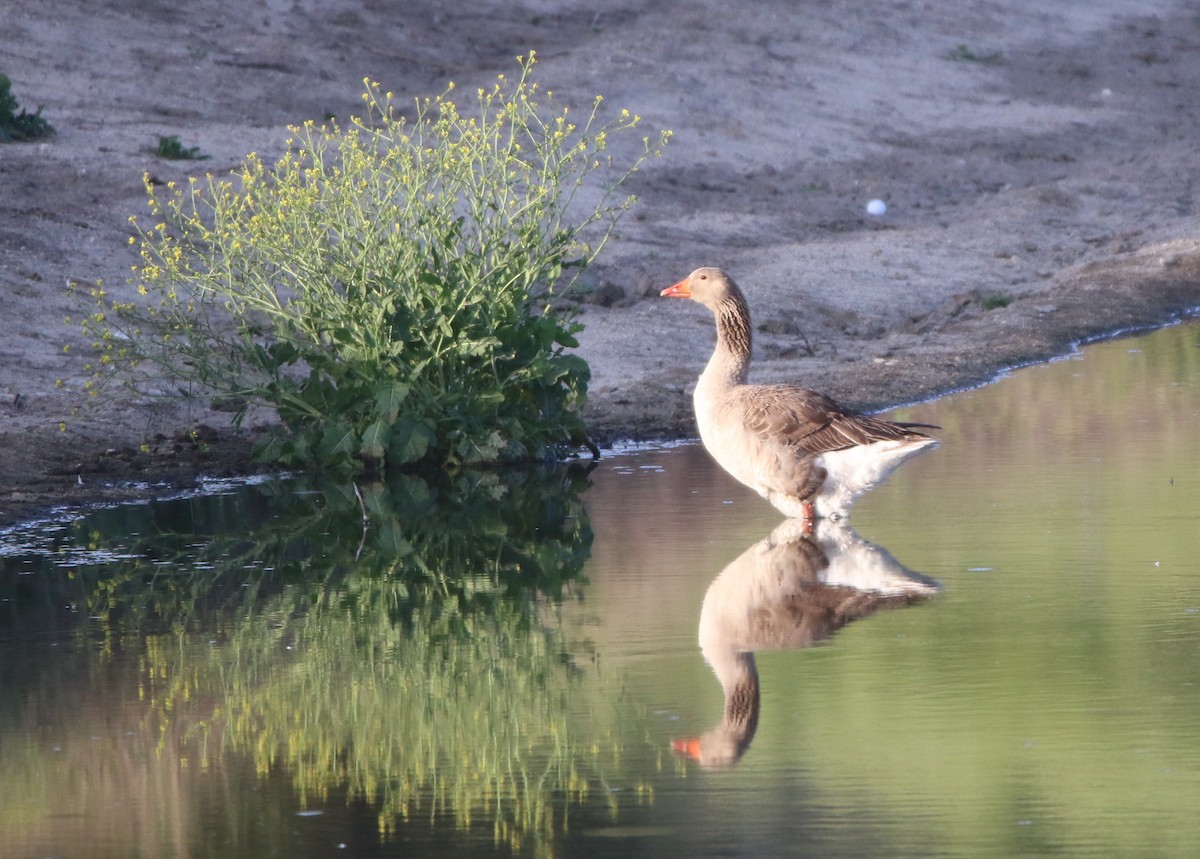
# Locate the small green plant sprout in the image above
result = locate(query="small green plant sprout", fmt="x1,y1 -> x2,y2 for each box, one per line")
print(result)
943,44 -> 1003,65
83,53 -> 671,474
979,291 -> 1013,310
0,74 -> 55,142
155,134 -> 209,160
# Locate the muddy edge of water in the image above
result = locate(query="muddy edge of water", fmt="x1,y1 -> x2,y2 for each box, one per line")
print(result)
1,249 -> 1199,530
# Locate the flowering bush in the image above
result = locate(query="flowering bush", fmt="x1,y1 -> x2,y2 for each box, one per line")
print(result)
82,54 -> 669,472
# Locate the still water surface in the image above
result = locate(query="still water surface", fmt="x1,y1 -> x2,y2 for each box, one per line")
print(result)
3,322 -> 1200,858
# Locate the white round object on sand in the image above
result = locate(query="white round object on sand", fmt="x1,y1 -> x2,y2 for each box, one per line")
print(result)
866,199 -> 887,216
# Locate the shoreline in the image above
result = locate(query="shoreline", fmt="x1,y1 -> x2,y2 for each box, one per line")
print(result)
3,253 -> 1197,531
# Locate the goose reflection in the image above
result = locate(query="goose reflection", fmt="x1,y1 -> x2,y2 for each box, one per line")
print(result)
673,518 -> 938,769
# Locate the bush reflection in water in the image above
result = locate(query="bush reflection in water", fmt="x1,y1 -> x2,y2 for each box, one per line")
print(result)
8,464 -> 659,853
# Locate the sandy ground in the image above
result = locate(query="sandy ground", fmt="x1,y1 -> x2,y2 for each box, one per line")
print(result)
2,0 -> 1199,525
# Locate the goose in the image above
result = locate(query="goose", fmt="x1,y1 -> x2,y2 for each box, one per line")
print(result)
661,267 -> 938,520
672,517 -> 938,768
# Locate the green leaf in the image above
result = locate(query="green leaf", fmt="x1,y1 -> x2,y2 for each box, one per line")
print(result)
374,521 -> 413,558
299,373 -> 338,413
538,353 -> 590,384
267,341 -> 299,366
389,418 -> 435,465
554,330 -> 580,349
557,354 -> 590,379
317,422 -> 358,460
531,315 -> 558,348
388,473 -> 435,516
373,380 -> 410,422
458,335 -> 501,358
554,321 -> 584,348
250,432 -> 287,464
360,418 -> 391,459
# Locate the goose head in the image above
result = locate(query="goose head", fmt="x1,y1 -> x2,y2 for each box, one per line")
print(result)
660,266 -> 738,309
661,267 -> 754,370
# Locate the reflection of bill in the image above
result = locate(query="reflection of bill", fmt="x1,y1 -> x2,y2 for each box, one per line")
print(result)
672,518 -> 939,769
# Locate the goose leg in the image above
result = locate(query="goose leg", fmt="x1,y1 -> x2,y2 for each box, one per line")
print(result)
801,500 -> 816,530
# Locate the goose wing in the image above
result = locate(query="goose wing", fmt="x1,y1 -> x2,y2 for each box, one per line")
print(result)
733,384 -> 935,455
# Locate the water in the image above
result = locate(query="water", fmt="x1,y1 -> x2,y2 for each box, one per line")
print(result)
3,322 -> 1200,858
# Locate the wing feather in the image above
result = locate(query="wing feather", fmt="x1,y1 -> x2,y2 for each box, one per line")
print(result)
730,385 -> 934,455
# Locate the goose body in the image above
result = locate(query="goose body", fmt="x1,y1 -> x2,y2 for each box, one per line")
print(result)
662,267 -> 938,520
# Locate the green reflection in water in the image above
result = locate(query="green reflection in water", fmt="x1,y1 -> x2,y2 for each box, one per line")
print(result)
790,323 -> 1200,857
0,465 -> 659,857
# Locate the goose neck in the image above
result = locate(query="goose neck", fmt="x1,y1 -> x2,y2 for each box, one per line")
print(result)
702,293 -> 753,388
